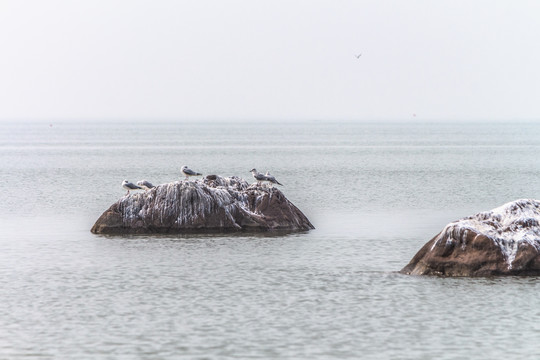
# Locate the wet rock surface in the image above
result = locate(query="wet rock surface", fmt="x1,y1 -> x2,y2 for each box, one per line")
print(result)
91,175 -> 314,235
401,199 -> 540,276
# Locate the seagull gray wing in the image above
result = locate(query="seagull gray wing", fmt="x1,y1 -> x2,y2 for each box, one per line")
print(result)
138,180 -> 154,188
265,173 -> 283,185
125,182 -> 142,190
183,168 -> 199,176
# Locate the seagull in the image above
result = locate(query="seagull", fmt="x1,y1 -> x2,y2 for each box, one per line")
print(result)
250,168 -> 268,186
181,165 -> 202,180
137,180 -> 155,190
265,171 -> 283,186
355,53 -> 362,58
122,179 -> 142,195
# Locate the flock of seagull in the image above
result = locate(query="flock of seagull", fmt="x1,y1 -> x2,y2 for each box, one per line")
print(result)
122,166 -> 283,195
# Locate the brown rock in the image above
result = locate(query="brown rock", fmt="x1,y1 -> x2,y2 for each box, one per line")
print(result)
91,175 -> 314,235
401,199 -> 540,276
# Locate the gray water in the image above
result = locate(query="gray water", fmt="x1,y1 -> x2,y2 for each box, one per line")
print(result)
1,120 -> 540,359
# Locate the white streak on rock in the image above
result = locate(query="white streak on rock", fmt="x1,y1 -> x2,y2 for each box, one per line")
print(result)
431,199 -> 540,267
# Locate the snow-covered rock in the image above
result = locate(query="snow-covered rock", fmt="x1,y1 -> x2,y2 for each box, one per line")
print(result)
401,199 -> 540,276
91,175 -> 314,234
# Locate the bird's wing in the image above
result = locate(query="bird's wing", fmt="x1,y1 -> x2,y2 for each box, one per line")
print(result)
183,168 -> 198,175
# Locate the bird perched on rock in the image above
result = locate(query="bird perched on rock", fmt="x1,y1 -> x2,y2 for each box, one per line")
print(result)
137,180 -> 155,190
122,180 -> 142,195
250,168 -> 268,186
265,171 -> 283,186
181,165 -> 202,180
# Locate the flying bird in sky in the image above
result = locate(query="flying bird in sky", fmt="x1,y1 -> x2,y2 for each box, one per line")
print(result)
355,53 -> 362,59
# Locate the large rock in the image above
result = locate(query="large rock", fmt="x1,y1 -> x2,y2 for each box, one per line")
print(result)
91,175 -> 314,234
401,199 -> 540,276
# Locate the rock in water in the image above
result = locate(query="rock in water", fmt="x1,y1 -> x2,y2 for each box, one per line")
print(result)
91,175 -> 314,235
401,199 -> 540,276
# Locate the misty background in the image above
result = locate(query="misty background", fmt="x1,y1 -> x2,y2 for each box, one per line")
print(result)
1,0 -> 539,122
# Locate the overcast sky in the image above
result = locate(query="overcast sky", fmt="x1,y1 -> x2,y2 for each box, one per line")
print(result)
1,1 -> 539,121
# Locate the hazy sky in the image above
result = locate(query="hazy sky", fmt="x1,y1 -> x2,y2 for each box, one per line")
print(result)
1,1 -> 539,121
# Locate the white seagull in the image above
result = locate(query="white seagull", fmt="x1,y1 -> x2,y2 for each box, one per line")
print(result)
265,171 -> 283,186
181,165 -> 202,180
122,179 -> 142,195
250,168 -> 268,186
137,180 -> 155,190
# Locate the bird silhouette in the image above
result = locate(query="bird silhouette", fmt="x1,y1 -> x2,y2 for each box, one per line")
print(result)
355,53 -> 362,59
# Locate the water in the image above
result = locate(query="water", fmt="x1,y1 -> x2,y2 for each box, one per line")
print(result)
1,120 -> 540,359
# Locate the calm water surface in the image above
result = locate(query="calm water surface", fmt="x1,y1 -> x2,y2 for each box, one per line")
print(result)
1,120 -> 540,359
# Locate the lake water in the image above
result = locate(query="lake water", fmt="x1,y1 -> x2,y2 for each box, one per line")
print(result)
1,120 -> 540,359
